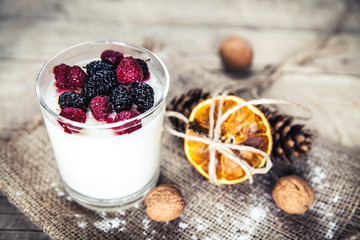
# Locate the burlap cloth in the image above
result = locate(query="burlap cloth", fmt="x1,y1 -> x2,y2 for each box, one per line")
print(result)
0,48 -> 359,239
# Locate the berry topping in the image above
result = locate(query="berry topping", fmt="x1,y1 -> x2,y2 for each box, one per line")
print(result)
86,60 -> 113,77
68,66 -> 88,89
116,56 -> 143,84
90,95 -> 113,121
53,64 -> 88,90
129,83 -> 155,112
53,64 -> 70,89
114,110 -> 141,135
81,70 -> 119,104
58,91 -> 87,111
101,50 -> 124,66
54,50 -> 156,134
114,110 -> 139,122
59,107 -> 87,123
111,86 -> 133,113
136,59 -> 149,80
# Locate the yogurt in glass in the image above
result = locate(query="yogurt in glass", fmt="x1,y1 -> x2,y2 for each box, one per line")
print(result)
36,41 -> 170,210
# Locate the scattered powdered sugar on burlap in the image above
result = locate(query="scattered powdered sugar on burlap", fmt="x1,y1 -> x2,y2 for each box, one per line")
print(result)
0,49 -> 359,239
93,216 -> 125,233
77,221 -> 87,229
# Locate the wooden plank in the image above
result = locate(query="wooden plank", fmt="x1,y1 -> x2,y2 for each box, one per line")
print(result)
284,33 -> 360,75
343,0 -> 360,32
0,215 -> 42,231
0,16 -> 358,75
0,17 -> 318,63
0,231 -> 51,240
0,17 -> 320,68
0,62 -> 42,131
0,192 -> 49,239
0,198 -> 23,215
261,72 -> 360,150
0,0 -> 356,31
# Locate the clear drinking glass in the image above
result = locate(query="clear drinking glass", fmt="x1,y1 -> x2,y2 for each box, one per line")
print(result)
36,41 -> 170,210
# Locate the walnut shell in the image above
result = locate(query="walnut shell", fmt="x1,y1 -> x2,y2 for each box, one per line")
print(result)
219,35 -> 253,70
272,175 -> 315,214
145,184 -> 185,222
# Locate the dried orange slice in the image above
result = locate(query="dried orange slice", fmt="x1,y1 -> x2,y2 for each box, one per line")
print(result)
184,95 -> 273,184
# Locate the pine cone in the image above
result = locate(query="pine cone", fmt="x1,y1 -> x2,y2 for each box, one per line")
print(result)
167,89 -> 312,161
259,106 -> 312,162
167,89 -> 210,132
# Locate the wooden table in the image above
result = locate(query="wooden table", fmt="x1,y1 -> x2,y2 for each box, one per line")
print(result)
0,192 -> 50,239
0,0 -> 359,239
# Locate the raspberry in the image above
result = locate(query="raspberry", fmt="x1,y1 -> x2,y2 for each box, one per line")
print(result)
110,86 -> 133,113
53,64 -> 70,88
81,70 -> 119,104
114,110 -> 141,135
86,60 -> 113,77
129,83 -> 154,112
59,107 -> 86,123
114,110 -> 139,122
90,95 -> 113,121
136,59 -> 149,80
116,56 -> 143,84
58,91 -> 87,111
68,66 -> 88,89
53,64 -> 88,90
101,50 -> 124,66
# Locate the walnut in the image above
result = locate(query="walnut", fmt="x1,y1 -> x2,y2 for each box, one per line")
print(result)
145,184 -> 185,222
219,35 -> 253,70
272,175 -> 315,214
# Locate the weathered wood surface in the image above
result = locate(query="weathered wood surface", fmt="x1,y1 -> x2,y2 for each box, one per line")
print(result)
0,191 -> 51,240
0,0 -> 359,239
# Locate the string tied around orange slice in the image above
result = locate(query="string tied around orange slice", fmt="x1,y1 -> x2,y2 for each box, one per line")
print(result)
165,92 -> 312,185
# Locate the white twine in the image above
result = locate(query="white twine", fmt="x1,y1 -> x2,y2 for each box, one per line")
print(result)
165,95 -> 312,185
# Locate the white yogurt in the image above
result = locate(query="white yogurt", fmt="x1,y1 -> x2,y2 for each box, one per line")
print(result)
43,73 -> 165,200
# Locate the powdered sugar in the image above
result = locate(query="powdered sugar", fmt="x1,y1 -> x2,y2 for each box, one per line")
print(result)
233,206 -> 268,239
132,201 -> 140,209
99,211 -> 107,218
142,218 -> 151,230
89,211 -> 127,232
326,212 -> 334,218
194,218 -> 209,232
205,234 -> 221,240
191,234 -> 199,240
214,203 -> 225,223
178,222 -> 189,230
74,214 -> 87,229
50,182 -> 66,197
333,195 -> 340,203
215,203 -> 225,211
117,209 -> 126,216
77,221 -> 87,229
312,165 -> 327,185
93,217 -> 125,233
312,196 -> 339,239
55,188 -> 65,196
325,221 -> 337,239
250,207 -> 266,221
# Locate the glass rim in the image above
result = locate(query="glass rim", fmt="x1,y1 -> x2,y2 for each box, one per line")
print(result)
35,40 -> 170,129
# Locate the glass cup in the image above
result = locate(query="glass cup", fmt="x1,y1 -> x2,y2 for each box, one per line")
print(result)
36,41 -> 170,210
